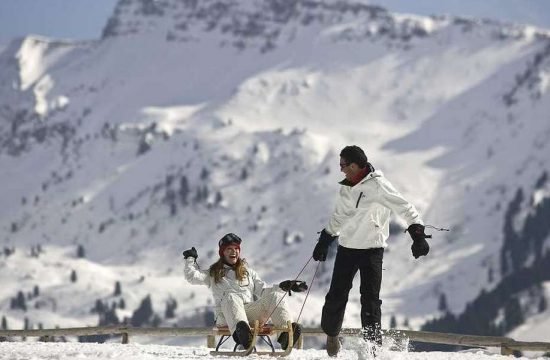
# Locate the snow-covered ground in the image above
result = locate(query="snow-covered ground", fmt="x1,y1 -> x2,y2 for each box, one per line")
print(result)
1,0 -> 550,352
0,341 -> 543,360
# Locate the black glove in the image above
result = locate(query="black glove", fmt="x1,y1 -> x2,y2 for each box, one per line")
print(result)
182,247 -> 198,260
406,224 -> 430,259
279,280 -> 308,296
312,229 -> 337,262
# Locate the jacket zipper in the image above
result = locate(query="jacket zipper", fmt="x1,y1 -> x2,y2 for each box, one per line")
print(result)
355,192 -> 364,208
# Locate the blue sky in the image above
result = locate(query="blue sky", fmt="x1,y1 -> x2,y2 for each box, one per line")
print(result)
373,0 -> 550,28
0,0 -> 117,43
1,0 -> 549,45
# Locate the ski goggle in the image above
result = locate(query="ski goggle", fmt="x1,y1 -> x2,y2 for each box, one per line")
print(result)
218,233 -> 242,247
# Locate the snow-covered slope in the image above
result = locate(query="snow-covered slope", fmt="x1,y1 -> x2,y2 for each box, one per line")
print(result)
1,0 -> 550,346
0,341 -> 537,360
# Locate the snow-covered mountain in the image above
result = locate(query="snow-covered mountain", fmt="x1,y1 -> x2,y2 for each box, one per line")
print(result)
1,0 -> 550,348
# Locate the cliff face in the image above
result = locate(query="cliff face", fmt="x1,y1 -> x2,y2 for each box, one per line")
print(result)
101,0 -> 442,52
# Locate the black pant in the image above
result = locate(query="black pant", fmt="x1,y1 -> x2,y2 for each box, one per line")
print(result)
321,246 -> 384,337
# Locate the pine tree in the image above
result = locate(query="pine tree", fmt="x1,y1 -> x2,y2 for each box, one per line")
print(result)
15,291 -> 27,311
165,174 -> 174,187
33,285 -> 40,297
165,298 -> 178,319
99,308 -> 119,326
77,244 -> 85,258
438,293 -> 448,312
200,167 -> 209,180
93,299 -> 105,314
539,295 -> 548,313
3,247 -> 14,256
1,316 -> 7,330
487,265 -> 494,283
179,176 -> 189,205
214,191 -> 223,206
70,270 -> 77,283
131,295 -> 154,327
151,314 -> 162,327
164,187 -> 177,216
193,187 -> 202,203
504,298 -> 524,332
119,298 -> 126,309
137,137 -> 151,155
30,245 -> 39,257
114,281 -> 122,296
389,315 -> 397,329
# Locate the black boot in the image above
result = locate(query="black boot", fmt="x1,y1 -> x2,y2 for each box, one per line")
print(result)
362,323 -> 382,346
361,298 -> 382,346
234,321 -> 253,348
362,323 -> 382,358
277,322 -> 302,350
326,335 -> 341,357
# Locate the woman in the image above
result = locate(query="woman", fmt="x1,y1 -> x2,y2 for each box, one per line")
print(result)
182,233 -> 306,349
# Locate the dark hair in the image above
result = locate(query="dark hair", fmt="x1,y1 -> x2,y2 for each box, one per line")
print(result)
340,145 -> 368,168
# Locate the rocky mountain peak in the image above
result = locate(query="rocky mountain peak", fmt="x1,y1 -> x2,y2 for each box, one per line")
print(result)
101,0 -> 442,52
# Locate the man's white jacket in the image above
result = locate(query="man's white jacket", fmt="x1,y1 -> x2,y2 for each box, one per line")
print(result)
326,170 -> 423,249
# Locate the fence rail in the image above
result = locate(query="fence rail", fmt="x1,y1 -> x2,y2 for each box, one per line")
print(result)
1,326 -> 549,355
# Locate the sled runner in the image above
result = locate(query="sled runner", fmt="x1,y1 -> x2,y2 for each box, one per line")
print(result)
210,320 -> 295,357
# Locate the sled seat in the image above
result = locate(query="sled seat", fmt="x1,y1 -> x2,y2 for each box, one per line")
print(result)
213,323 -> 276,352
211,321 -> 295,357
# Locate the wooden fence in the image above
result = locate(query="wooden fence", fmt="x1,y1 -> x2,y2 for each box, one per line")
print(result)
1,326 -> 549,356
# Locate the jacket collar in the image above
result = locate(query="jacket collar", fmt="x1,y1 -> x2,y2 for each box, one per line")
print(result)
222,262 -> 237,270
339,164 -> 378,187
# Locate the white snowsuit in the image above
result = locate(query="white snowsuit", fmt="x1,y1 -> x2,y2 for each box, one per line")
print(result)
183,258 -> 293,333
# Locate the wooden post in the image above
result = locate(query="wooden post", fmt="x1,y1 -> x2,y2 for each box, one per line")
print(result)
122,333 -> 129,344
296,335 -> 303,349
207,335 -> 216,348
501,344 -> 513,356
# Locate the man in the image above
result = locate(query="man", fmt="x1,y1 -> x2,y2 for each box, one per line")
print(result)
312,145 -> 430,356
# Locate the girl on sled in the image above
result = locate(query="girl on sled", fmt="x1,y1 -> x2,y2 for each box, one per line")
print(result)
182,233 -> 307,350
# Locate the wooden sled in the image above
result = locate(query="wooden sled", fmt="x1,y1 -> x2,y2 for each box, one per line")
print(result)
210,320 -> 296,357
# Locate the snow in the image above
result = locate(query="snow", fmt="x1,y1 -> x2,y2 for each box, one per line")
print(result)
0,341 -> 542,360
1,0 -> 550,355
